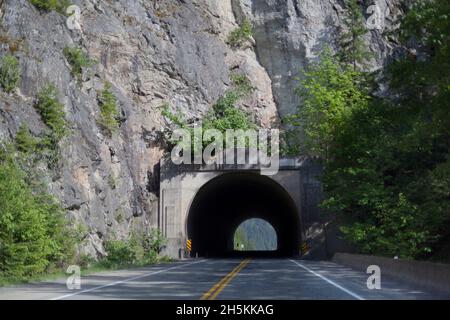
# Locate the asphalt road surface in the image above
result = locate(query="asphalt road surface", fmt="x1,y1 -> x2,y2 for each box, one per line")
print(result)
0,259 -> 448,300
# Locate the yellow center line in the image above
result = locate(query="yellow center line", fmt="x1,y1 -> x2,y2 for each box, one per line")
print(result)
200,259 -> 251,300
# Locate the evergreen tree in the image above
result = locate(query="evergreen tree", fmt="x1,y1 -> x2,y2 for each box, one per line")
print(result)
338,0 -> 372,70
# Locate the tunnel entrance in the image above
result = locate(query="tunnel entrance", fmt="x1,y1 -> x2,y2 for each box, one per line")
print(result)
234,218 -> 277,252
187,172 -> 301,257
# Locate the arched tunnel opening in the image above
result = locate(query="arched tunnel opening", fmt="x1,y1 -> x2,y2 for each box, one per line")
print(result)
187,172 -> 301,258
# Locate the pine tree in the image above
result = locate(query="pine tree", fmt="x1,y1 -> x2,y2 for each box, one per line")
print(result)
338,0 -> 372,70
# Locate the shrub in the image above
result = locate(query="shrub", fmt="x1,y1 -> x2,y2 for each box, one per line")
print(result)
63,46 -> 93,81
227,18 -> 253,48
30,0 -> 71,14
212,90 -> 241,115
104,229 -> 167,267
108,174 -> 117,189
35,84 -> 67,141
230,73 -> 255,95
15,124 -> 38,155
143,229 -> 167,254
98,83 -> 119,136
104,240 -> 136,266
0,54 -> 20,93
0,148 -> 74,282
163,74 -> 257,151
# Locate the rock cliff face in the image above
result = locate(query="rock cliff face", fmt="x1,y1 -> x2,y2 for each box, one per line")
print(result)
0,0 -> 401,258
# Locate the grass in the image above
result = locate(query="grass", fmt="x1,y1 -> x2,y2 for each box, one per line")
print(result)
0,257 -> 175,287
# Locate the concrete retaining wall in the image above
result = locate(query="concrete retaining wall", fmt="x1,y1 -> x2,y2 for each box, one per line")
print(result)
332,253 -> 450,294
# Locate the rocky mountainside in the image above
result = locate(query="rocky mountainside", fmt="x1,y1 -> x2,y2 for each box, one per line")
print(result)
0,0 -> 402,259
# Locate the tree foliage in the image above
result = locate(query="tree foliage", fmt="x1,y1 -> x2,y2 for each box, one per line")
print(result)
162,73 -> 257,151
63,46 -> 93,81
35,84 -> 68,142
286,0 -> 450,259
284,48 -> 370,160
98,82 -> 120,136
0,54 -> 20,93
104,229 -> 168,267
0,146 -> 74,282
338,0 -> 372,70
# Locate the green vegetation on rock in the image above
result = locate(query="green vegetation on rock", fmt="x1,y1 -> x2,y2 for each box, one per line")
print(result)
338,0 -> 373,70
98,82 -> 120,136
30,0 -> 71,14
63,46 -> 93,81
163,73 -> 257,152
0,54 -> 20,93
35,84 -> 68,142
227,18 -> 253,48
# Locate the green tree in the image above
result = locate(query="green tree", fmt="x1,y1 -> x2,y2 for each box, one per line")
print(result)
98,82 -> 120,136
163,74 -> 257,151
35,84 -> 67,142
284,48 -> 370,161
0,54 -> 20,93
338,0 -> 372,70
63,46 -> 93,81
15,124 -> 39,155
0,147 -> 73,281
285,0 -> 450,259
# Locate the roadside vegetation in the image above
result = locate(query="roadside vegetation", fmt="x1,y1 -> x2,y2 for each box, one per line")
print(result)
284,0 -> 450,260
0,83 -> 167,285
101,230 -> 169,269
0,141 -> 75,285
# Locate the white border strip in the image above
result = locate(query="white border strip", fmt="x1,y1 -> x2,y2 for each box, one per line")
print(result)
290,259 -> 365,300
51,260 -> 205,300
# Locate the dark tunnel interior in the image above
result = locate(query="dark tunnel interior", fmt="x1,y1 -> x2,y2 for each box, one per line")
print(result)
187,172 -> 301,257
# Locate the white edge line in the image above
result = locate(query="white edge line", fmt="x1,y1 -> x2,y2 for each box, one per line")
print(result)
289,259 -> 365,300
51,260 -> 206,300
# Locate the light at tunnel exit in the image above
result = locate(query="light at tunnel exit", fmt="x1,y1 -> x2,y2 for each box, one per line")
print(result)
234,218 -> 277,251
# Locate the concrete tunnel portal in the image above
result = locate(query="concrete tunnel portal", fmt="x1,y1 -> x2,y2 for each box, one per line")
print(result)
187,172 -> 301,257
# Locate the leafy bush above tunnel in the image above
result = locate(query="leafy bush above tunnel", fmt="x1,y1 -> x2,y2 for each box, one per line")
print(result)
162,73 -> 257,152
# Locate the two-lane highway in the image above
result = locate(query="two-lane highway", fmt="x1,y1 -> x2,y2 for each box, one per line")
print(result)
0,259 -> 447,300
